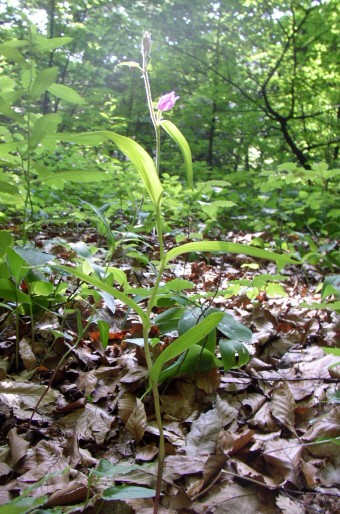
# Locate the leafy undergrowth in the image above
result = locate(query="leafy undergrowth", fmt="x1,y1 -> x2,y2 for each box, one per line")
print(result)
0,227 -> 339,514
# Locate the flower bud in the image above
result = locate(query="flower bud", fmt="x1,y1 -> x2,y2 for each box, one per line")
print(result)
157,91 -> 180,112
142,31 -> 151,62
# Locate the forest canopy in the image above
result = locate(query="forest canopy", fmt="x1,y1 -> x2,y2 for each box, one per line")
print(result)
1,0 -> 339,170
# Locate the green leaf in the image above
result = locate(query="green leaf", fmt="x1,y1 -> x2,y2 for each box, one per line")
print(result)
0,142 -> 27,155
47,83 -> 86,104
6,248 -> 28,284
159,344 -> 221,383
42,130 -> 164,204
321,275 -> 340,299
0,44 -> 25,63
32,35 -> 73,52
13,246 -> 54,266
0,181 -> 20,196
55,265 -> 148,324
0,279 -> 31,304
94,459 -> 144,477
103,485 -> 156,500
0,231 -> 14,256
29,113 -> 62,150
165,241 -> 297,270
116,61 -> 143,70
150,312 -> 224,386
43,131 -> 108,146
153,306 -> 185,334
0,97 -> 23,122
160,119 -> 193,189
98,320 -> 110,349
33,170 -> 112,186
105,132 -> 163,207
0,496 -> 47,514
219,339 -> 250,371
29,67 -> 59,99
322,347 -> 340,356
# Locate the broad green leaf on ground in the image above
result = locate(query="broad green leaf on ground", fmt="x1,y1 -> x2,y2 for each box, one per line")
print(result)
219,339 -> 250,371
158,344 -> 222,383
150,312 -> 224,386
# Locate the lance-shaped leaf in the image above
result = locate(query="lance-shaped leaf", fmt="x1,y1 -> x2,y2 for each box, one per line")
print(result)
165,241 -> 298,270
0,97 -> 23,123
29,67 -> 59,99
105,132 -> 163,207
116,61 -> 143,71
55,265 -> 148,325
29,113 -> 62,150
150,311 -> 224,387
32,35 -> 73,53
48,83 -> 86,104
160,119 -> 193,189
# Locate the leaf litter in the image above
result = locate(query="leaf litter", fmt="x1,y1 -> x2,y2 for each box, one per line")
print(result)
0,230 -> 339,513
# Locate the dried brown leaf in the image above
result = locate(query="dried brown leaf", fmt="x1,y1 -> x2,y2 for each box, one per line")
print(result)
118,393 -> 137,423
0,380 -> 58,410
0,462 -> 11,478
300,459 -> 319,488
249,401 -> 279,432
126,398 -> 147,443
228,458 -> 277,489
185,409 -> 223,456
241,394 -> 266,417
165,455 -> 207,476
136,445 -> 158,461
46,478 -> 88,507
202,454 -> 227,485
270,382 -> 296,434
263,437 -> 304,488
276,494 -> 304,514
192,479 -> 261,513
8,427 -> 30,467
19,337 -> 37,371
57,404 -> 114,444
303,406 -> 340,441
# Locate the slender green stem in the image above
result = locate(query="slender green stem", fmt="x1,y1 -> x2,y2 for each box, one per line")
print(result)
140,33 -> 166,512
152,382 -> 165,513
142,51 -> 161,175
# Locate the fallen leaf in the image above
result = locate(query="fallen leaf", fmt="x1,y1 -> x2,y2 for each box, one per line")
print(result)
19,337 -> 37,371
270,382 -> 296,434
126,398 -> 147,443
57,404 -> 114,444
8,427 -> 30,467
185,409 -> 223,456
276,493 -> 304,514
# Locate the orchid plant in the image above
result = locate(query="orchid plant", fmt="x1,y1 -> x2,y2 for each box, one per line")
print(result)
52,32 -> 297,512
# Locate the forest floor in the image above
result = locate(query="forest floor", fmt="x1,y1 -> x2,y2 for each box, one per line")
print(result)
0,225 -> 339,513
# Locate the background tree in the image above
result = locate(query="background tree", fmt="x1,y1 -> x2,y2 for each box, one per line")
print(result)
0,0 -> 338,171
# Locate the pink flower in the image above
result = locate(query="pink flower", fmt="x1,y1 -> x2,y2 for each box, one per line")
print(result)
157,91 -> 180,112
